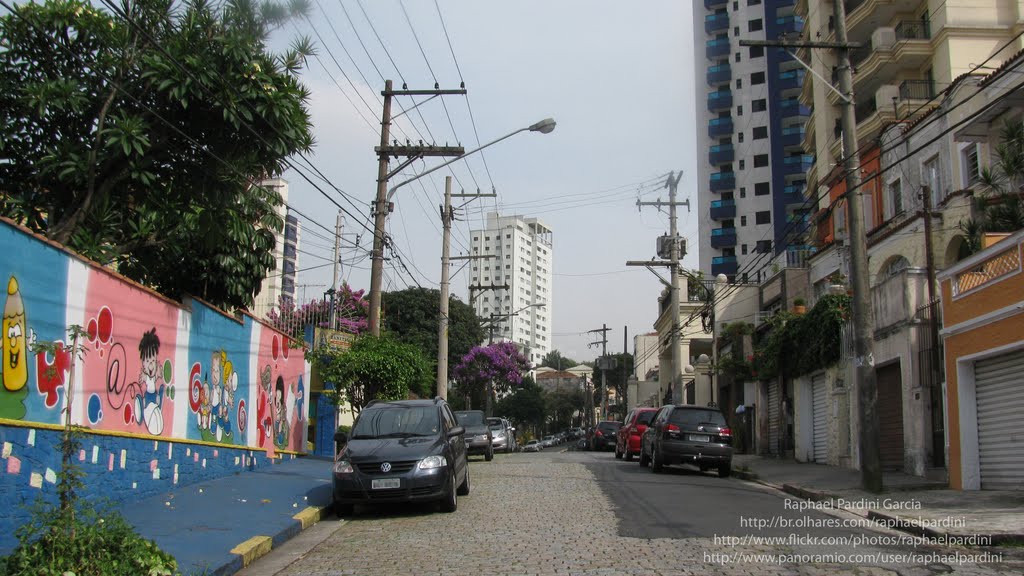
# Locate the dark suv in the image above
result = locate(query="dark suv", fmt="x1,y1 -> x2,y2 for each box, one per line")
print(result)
332,398 -> 470,515
639,404 -> 733,477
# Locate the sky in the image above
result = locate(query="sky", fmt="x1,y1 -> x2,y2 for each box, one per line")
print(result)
278,0 -> 700,362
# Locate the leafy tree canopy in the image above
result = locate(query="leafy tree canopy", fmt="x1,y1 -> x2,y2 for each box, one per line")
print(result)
381,287 -> 485,378
312,334 -> 431,413
0,0 -> 315,310
453,341 -> 530,411
540,349 -> 578,370
545,388 -> 584,432
590,352 -> 634,410
494,376 -> 545,437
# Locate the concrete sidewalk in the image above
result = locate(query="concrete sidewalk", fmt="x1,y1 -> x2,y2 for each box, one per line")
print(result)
733,454 -> 1024,545
120,456 -> 334,576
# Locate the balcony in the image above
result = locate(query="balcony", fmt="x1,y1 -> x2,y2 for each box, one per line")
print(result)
707,64 -> 731,86
777,70 -> 806,92
708,117 -> 734,138
712,255 -> 739,277
710,171 -> 736,192
709,143 -> 735,165
705,13 -> 729,35
711,227 -> 738,248
872,268 -> 929,332
710,199 -> 737,220
705,0 -> 728,8
781,154 -> 814,176
781,183 -> 805,205
706,37 -> 730,60
780,126 -> 805,149
899,79 -> 934,100
775,15 -> 804,35
707,89 -> 732,112
778,98 -> 811,120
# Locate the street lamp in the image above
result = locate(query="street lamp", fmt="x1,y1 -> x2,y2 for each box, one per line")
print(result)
369,119 -> 557,339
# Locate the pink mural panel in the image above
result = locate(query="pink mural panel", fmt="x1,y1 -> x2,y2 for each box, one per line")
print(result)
80,270 -> 180,436
255,326 -> 305,452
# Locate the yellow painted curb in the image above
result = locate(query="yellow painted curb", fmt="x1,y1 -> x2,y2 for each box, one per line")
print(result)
292,506 -> 326,530
230,535 -> 273,567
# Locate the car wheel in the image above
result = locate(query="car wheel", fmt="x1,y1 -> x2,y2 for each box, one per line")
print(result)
614,445 -> 623,459
333,500 -> 354,517
624,450 -> 633,462
440,471 -> 458,513
718,464 -> 732,478
651,445 -> 664,474
457,465 -> 471,495
638,445 -> 650,467
485,446 -> 494,461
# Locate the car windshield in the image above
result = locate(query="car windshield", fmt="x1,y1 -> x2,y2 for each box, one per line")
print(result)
454,411 -> 485,426
598,422 -> 620,433
350,406 -> 439,438
669,408 -> 727,427
636,411 -> 656,426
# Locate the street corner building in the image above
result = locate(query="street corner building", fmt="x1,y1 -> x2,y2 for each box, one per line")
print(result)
0,218 -> 312,554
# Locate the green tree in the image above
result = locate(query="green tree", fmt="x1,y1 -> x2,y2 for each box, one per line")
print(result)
312,334 -> 431,414
0,0 -> 315,310
453,341 -> 531,416
381,287 -> 485,378
495,376 -> 546,438
544,388 -> 584,432
590,352 -> 634,413
961,120 -> 1024,252
540,350 -> 578,370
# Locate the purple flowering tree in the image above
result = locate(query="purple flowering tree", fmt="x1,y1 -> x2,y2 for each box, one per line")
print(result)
265,283 -> 369,342
453,342 -> 531,416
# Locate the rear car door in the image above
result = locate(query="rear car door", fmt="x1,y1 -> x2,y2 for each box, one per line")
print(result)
442,405 -> 466,480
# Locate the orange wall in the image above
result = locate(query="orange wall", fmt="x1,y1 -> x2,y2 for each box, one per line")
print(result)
815,146 -> 882,245
941,245 -> 1024,328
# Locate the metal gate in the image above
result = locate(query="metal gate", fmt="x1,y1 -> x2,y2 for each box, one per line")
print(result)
975,349 -> 1024,490
877,362 -> 905,471
811,374 -> 827,462
768,380 -> 780,456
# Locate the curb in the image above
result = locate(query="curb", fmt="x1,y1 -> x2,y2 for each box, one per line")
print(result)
214,505 -> 331,576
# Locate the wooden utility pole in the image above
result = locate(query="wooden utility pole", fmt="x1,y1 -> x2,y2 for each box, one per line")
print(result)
741,1 -> 882,492
368,80 -> 466,336
329,211 -> 343,329
588,325 -> 611,419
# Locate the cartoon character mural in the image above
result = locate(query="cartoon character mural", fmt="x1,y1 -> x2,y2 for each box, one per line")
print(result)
274,375 -> 289,448
133,328 -> 166,435
1,276 -> 29,418
188,350 -> 240,443
102,318 -> 175,436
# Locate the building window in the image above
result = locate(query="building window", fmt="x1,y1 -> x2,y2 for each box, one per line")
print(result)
739,187 -> 746,198
735,52 -> 742,63
888,178 -> 904,218
752,99 -> 766,112
738,132 -> 744,143
749,45 -> 764,58
747,0 -> 761,4
741,244 -> 748,255
755,210 -> 771,225
962,144 -> 980,186
923,155 -> 943,206
739,159 -> 745,170
737,104 -> 743,116
756,240 -> 772,253
748,19 -> 763,32
751,71 -> 765,85
754,154 -> 768,167
753,126 -> 768,139
755,182 -> 769,196
736,79 -> 743,90
734,26 -> 740,36
740,215 -> 747,226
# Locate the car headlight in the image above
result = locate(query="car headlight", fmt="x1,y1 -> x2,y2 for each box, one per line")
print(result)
333,459 -> 354,474
418,455 -> 446,470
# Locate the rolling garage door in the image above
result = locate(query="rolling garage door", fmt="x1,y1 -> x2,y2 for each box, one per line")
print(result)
975,349 -> 1024,490
768,381 -> 780,456
811,374 -> 827,462
877,362 -> 905,471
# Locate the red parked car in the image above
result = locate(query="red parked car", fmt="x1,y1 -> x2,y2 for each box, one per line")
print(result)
615,407 -> 658,461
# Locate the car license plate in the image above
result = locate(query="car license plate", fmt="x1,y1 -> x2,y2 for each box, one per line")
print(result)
688,434 -> 710,443
371,478 -> 400,490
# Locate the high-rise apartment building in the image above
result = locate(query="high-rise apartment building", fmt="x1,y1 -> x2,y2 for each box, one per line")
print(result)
695,0 -> 812,282
254,177 -> 300,318
469,213 -> 553,365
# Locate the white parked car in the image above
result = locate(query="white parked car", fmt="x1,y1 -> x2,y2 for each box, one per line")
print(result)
523,439 -> 543,452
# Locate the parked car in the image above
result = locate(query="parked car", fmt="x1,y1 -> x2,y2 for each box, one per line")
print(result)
455,410 -> 494,461
487,417 -> 515,453
331,398 -> 469,516
616,407 -> 658,461
639,404 -> 733,477
541,435 -> 557,448
523,439 -> 543,452
590,420 -> 621,452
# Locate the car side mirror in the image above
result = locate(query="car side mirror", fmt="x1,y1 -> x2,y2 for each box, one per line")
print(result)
334,431 -> 348,444
448,426 -> 465,438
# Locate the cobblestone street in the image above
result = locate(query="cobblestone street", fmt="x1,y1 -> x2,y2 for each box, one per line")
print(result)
268,451 -> 1022,576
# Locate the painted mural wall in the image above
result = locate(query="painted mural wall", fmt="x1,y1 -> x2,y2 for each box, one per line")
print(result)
0,219 -> 310,548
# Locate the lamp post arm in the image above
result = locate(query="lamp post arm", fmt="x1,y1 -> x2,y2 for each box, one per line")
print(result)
387,127 -> 528,201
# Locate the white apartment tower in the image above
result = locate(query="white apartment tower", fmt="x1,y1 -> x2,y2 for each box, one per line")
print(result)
469,213 -> 553,365
254,177 -> 300,318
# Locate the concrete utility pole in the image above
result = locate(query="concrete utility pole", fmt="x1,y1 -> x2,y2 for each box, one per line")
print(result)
329,211 -> 344,329
628,171 -> 688,404
588,325 -> 611,419
437,180 -> 496,400
740,1 -> 881,491
368,80 -> 466,336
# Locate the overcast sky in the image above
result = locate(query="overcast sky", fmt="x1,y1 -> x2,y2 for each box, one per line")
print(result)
280,0 -> 699,362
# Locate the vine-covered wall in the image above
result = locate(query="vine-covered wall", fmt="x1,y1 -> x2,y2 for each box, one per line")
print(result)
752,294 -> 851,379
